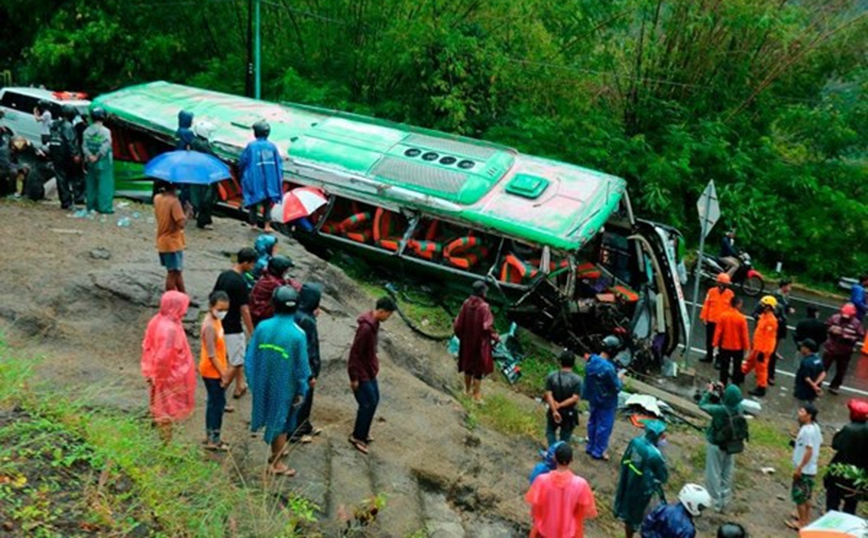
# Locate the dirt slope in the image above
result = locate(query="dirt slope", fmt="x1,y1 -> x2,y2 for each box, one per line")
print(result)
0,199 -> 845,537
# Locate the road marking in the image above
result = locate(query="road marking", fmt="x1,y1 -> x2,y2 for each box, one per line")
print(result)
679,344 -> 868,397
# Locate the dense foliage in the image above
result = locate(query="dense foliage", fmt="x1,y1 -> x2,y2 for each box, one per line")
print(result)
2,0 -> 865,281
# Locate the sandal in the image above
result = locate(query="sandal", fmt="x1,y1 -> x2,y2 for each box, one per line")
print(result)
223,405 -> 235,413
348,436 -> 369,455
267,464 -> 297,477
233,386 -> 248,399
785,520 -> 801,531
204,441 -> 230,452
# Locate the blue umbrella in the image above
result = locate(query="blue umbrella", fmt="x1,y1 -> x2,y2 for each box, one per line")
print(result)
144,150 -> 231,185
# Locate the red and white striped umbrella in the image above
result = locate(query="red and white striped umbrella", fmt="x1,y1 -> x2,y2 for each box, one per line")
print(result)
271,187 -> 328,223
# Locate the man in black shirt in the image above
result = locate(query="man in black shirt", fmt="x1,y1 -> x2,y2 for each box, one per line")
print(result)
793,339 -> 825,408
213,247 -> 258,401
544,350 -> 583,448
794,307 -> 827,349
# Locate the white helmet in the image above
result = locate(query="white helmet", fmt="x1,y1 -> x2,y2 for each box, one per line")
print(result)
193,120 -> 217,140
679,483 -> 712,517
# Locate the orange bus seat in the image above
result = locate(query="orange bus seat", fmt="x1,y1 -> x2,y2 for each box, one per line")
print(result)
407,240 -> 442,261
373,208 -> 405,251
500,253 -> 539,284
576,262 -> 603,280
444,237 -> 488,270
340,212 -> 373,243
611,284 -> 639,303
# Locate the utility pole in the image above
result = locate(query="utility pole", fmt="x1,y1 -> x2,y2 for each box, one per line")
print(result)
245,0 -> 254,97
254,0 -> 261,99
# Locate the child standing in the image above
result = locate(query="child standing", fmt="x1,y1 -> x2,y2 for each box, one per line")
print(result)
200,291 -> 231,451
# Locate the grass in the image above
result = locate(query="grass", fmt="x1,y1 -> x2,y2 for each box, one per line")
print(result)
0,339 -> 319,538
459,393 -> 543,439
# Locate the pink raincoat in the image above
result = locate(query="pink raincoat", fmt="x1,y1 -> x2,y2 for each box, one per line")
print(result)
141,291 -> 196,422
525,469 -> 597,538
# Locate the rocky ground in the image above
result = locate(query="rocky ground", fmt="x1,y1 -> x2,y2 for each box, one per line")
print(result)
0,199 -> 863,537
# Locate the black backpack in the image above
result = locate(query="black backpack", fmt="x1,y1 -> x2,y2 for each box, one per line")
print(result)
712,410 -> 749,454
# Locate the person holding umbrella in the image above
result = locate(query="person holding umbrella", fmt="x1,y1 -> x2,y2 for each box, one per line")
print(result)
239,121 -> 283,233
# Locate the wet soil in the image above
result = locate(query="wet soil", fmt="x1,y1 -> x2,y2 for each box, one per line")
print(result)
0,199 -> 861,537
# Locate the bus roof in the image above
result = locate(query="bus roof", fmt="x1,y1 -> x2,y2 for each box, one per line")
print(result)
93,81 -> 625,250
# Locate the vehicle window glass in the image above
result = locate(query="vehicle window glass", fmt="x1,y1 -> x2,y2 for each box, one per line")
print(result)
1,92 -> 38,112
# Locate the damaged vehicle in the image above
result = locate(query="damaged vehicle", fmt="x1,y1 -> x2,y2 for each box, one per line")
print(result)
91,81 -> 690,373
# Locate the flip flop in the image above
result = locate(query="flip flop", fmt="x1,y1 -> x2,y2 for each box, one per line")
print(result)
233,386 -> 248,399
365,436 -> 374,443
785,520 -> 801,531
223,405 -> 235,413
204,441 -> 230,452
348,436 -> 369,454
267,465 -> 297,477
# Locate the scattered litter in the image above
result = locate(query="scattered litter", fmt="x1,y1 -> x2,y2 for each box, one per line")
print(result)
132,212 -> 141,219
49,228 -> 83,235
117,201 -> 130,208
89,248 -> 111,260
116,217 -> 131,227
68,209 -> 88,219
777,494 -> 786,501
761,467 -> 776,475
629,414 -> 659,428
741,399 -> 763,416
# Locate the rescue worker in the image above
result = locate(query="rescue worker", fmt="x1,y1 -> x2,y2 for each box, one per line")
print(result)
700,273 -> 734,365
823,303 -> 865,394
640,483 -> 712,538
741,295 -> 778,397
48,105 -> 81,210
614,420 -> 669,538
713,296 -> 750,385
583,335 -> 625,461
825,399 -> 868,514
453,280 -> 498,403
247,286 -> 310,477
82,107 -> 114,214
752,279 -> 794,385
700,383 -> 748,513
239,121 -> 282,233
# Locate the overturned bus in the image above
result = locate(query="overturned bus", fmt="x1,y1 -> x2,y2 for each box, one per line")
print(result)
92,81 -> 690,371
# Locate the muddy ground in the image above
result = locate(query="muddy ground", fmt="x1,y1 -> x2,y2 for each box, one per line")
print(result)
0,199 -> 861,537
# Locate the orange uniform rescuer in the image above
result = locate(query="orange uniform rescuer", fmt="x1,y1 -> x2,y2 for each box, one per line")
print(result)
700,274 -> 735,364
742,295 -> 779,397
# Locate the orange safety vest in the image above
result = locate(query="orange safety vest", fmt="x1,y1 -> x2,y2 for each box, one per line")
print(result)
752,311 -> 778,354
700,287 -> 734,323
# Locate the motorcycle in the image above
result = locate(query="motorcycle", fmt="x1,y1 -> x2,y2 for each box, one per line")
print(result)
693,250 -> 765,297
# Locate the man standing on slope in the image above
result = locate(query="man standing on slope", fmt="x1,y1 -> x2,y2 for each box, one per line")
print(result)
614,420 -> 669,538
825,399 -> 868,515
700,383 -> 748,513
583,335 -> 625,461
525,443 -> 597,538
347,297 -> 397,455
247,286 -> 310,477
700,274 -> 734,365
713,296 -> 750,386
453,280 -> 499,403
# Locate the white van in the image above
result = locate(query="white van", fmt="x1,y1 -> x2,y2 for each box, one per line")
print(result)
0,87 -> 91,146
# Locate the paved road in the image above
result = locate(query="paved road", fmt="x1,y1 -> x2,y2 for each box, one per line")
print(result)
681,280 -> 868,399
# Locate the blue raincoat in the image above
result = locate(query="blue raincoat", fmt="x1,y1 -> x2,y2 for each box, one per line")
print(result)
253,234 -> 278,279
239,137 -> 283,207
528,441 -> 565,484
583,353 -> 621,409
246,313 -> 310,443
175,110 -> 195,150
640,502 -> 695,538
614,420 -> 669,529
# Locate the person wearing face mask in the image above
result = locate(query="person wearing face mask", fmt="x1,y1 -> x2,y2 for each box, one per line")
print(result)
199,290 -> 231,451
614,420 -> 669,538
